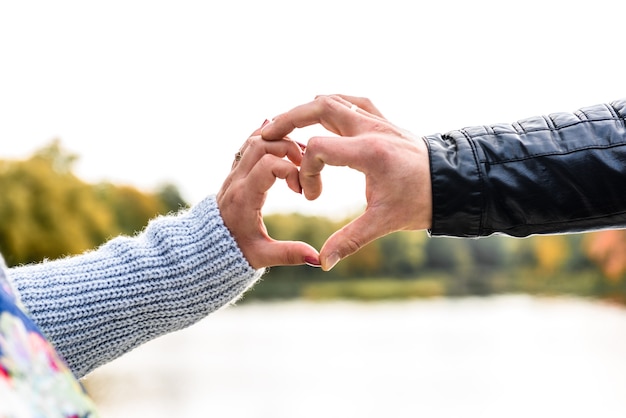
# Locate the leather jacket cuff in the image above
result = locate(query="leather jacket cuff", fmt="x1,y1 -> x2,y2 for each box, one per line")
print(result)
423,133 -> 483,237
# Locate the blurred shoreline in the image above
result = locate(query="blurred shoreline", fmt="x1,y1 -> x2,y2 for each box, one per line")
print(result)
85,295 -> 626,418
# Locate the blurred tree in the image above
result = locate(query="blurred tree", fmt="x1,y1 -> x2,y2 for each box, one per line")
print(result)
533,235 -> 569,276
156,182 -> 188,213
0,140 -> 188,266
468,235 -> 512,270
94,183 -> 174,235
0,145 -> 115,264
339,239 -> 382,277
265,213 -> 339,279
33,138 -> 78,174
378,231 -> 427,277
265,213 -> 335,251
424,237 -> 472,273
584,230 -> 626,281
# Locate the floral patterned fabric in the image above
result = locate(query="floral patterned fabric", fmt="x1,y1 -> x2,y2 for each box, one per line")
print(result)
0,257 -> 98,418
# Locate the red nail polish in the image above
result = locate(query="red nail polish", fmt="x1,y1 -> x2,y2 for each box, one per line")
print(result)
304,256 -> 321,267
261,119 -> 270,128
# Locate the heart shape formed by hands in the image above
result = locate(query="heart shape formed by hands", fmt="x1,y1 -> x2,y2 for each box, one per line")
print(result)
259,94 -> 432,271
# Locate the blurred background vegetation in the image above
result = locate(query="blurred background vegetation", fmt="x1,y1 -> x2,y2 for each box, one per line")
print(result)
0,140 -> 187,266
2,141 -> 626,304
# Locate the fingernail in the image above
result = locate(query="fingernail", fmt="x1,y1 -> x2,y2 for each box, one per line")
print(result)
323,252 -> 341,271
304,256 -> 321,267
295,141 -> 307,150
260,119 -> 273,138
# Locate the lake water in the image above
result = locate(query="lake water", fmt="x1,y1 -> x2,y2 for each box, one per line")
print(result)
84,295 -> 626,418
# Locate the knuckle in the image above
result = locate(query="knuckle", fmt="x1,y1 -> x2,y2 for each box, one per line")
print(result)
246,136 -> 261,151
317,95 -> 338,111
306,136 -> 323,149
342,236 -> 363,257
257,153 -> 274,169
286,250 -> 301,265
360,97 -> 373,108
315,94 -> 332,104
231,178 -> 248,198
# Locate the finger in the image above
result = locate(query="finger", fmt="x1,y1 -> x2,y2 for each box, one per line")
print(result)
325,94 -> 388,126
261,95 -> 366,140
235,136 -> 303,175
250,239 -> 320,268
232,120 -> 272,166
246,154 -> 302,195
250,120 -> 269,137
318,210 -> 386,271
333,94 -> 385,118
299,135 -> 369,200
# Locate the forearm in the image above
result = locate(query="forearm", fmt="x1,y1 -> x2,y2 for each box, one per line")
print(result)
8,196 -> 264,378
425,98 -> 626,237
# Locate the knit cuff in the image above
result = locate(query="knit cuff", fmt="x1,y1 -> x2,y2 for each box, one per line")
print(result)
9,195 -> 264,378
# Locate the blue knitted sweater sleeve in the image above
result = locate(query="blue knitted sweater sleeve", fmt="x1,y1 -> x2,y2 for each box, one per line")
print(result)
6,195 -> 264,379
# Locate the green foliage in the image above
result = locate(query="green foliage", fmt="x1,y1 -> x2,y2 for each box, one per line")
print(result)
156,183 -> 189,213
94,183 -> 172,235
254,216 -> 621,302
0,141 -> 187,266
378,231 -> 427,277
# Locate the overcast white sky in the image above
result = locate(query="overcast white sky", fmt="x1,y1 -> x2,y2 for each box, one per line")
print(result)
0,0 -> 621,218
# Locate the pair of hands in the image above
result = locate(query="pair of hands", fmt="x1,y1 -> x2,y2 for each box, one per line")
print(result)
217,95 -> 432,271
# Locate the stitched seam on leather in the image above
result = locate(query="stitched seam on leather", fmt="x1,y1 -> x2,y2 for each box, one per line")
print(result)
495,210 -> 626,233
464,116 -> 621,137
543,115 -> 556,130
480,142 -> 626,165
460,130 -> 485,235
605,103 -> 618,119
608,102 -> 626,126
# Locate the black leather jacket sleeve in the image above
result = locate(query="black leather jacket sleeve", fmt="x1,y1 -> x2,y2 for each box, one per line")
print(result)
424,98 -> 626,238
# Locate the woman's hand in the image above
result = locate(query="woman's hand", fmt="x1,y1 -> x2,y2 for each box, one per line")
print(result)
262,95 -> 432,270
217,122 -> 320,269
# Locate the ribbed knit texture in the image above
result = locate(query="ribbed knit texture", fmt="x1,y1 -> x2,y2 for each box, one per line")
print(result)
7,196 -> 264,378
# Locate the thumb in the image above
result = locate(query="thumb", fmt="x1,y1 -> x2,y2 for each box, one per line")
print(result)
319,211 -> 385,271
255,240 -> 321,268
